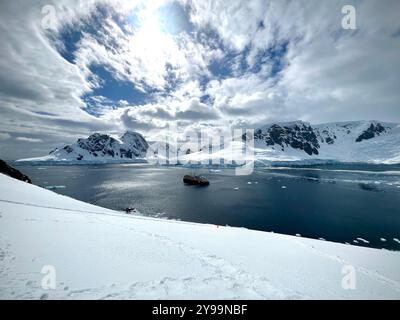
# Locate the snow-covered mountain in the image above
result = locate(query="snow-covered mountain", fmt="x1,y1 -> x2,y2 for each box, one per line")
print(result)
164,120 -> 400,165
252,121 -> 400,164
18,131 -> 149,163
17,121 -> 400,165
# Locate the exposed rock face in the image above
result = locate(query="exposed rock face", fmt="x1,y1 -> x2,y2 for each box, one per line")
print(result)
63,145 -> 73,153
254,122 -> 320,155
318,129 -> 337,145
254,121 -> 393,157
77,133 -> 120,158
16,120 -> 398,164
356,123 -> 386,142
0,160 -> 32,183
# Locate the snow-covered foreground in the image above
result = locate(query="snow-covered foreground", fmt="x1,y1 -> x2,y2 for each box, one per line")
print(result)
0,173 -> 399,300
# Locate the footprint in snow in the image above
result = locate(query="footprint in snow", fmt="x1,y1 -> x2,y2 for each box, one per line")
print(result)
40,293 -> 49,300
25,280 -> 35,287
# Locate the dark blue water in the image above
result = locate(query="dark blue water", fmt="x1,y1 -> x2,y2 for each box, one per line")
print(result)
14,163 -> 400,250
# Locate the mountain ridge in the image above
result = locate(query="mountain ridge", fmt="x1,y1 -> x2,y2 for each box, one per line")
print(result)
18,131 -> 149,163
16,120 -> 400,165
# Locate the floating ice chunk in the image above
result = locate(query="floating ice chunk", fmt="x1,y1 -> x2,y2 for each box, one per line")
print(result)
353,240 -> 359,244
394,238 -> 400,244
356,238 -> 369,244
209,169 -> 221,173
281,186 -> 287,189
319,238 -> 326,241
295,234 -> 301,237
247,182 -> 252,185
380,238 -> 387,242
45,185 -> 66,190
234,187 -> 239,190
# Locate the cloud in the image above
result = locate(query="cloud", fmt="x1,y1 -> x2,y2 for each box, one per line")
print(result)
176,98 -> 220,120
72,11 -> 221,93
187,0 -> 400,124
1,0 -> 400,160
16,137 -> 43,143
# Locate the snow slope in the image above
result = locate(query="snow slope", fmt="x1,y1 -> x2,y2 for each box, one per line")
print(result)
252,121 -> 400,165
1,173 -> 399,299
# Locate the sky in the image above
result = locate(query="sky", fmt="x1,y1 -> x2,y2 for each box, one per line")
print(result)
0,0 -> 399,159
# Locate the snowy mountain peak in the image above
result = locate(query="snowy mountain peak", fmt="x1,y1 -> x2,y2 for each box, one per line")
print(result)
19,131 -> 149,163
257,120 -> 311,131
121,131 -> 148,147
77,133 -> 119,153
16,120 -> 400,165
254,120 -> 400,164
120,131 -> 149,158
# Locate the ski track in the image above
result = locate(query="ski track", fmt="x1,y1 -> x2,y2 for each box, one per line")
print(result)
0,199 -> 114,216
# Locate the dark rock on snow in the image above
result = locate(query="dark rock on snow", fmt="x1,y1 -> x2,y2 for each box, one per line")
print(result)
356,123 -> 386,142
0,159 -> 32,183
254,122 -> 320,155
